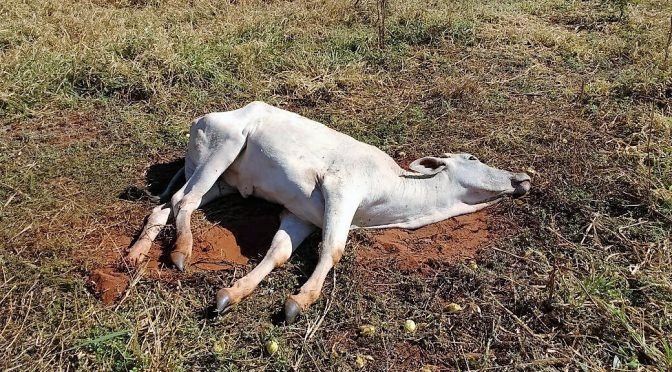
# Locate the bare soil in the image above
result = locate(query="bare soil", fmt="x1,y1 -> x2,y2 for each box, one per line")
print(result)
16,112 -> 102,147
358,210 -> 490,274
88,268 -> 130,305
191,215 -> 280,270
88,208 -> 499,304
87,214 -> 281,303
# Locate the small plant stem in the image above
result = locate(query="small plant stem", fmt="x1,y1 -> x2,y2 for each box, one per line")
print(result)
377,0 -> 387,49
665,15 -> 672,65
645,107 -> 654,201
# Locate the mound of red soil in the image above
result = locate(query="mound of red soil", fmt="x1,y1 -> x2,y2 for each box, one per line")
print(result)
89,268 -> 130,305
356,211 -> 490,274
191,216 -> 279,270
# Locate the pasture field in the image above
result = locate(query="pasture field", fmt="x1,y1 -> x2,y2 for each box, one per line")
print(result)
1,0 -> 671,370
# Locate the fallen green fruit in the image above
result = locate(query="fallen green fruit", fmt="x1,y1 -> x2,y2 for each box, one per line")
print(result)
265,340 -> 279,355
446,303 -> 462,314
404,319 -> 417,333
359,324 -> 376,336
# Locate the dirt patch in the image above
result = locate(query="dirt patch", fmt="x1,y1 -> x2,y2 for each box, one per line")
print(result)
87,207 -> 500,303
89,268 -> 130,305
191,216 -> 280,271
86,214 -> 280,302
16,112 -> 101,147
85,234 -> 132,305
356,210 -> 490,274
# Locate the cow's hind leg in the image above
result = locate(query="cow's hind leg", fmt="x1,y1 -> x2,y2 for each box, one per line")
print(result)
216,211 -> 315,313
170,173 -> 239,271
169,118 -> 247,271
127,203 -> 172,266
127,183 -> 235,267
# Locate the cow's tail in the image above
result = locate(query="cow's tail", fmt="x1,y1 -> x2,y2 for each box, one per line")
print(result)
145,166 -> 186,204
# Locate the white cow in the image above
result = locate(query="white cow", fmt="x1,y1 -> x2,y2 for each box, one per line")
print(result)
127,101 -> 531,323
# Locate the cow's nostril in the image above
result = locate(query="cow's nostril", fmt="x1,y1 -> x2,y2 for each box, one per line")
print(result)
511,179 -> 531,198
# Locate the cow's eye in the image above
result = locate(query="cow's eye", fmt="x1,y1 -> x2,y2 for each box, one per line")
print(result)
468,155 -> 478,161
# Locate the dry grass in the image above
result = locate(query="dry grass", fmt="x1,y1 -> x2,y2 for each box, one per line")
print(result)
1,0 -> 671,370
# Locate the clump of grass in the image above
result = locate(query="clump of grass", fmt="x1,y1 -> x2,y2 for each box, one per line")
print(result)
433,76 -> 483,106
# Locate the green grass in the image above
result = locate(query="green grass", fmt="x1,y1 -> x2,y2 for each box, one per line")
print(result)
1,0 -> 672,370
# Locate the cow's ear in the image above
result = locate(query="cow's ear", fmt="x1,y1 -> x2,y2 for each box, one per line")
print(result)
409,156 -> 447,175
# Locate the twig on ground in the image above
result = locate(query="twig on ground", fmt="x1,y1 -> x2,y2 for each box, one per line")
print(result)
664,15 -> 672,65
293,272 -> 337,371
0,182 -> 31,200
305,272 -> 336,341
490,294 -> 543,340
2,193 -> 16,209
491,246 -> 541,266
377,0 -> 387,49
9,225 -> 32,247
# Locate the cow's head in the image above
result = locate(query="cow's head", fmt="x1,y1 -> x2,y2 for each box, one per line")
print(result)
409,153 -> 531,205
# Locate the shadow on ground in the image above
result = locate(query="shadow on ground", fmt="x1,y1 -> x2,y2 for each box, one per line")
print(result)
90,158 -> 322,307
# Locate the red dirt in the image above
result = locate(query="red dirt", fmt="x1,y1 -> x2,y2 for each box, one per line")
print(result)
23,112 -> 101,147
356,210 -> 490,274
88,208 -> 500,304
89,268 -> 130,305
87,215 -> 280,303
191,216 -> 279,270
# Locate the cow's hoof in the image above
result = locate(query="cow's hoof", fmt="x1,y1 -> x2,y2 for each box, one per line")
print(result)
170,252 -> 187,271
126,255 -> 141,268
216,289 -> 232,313
284,298 -> 301,324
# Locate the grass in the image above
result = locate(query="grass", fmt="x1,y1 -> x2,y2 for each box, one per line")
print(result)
1,0 -> 672,370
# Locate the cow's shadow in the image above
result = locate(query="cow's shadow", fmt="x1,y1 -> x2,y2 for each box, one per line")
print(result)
119,158 -> 321,316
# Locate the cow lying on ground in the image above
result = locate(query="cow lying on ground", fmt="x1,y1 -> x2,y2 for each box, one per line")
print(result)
126,101 -> 531,323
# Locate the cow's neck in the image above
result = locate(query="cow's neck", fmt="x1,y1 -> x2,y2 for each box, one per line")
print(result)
371,171 -> 483,229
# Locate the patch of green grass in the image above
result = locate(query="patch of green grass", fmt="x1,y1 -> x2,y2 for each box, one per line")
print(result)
582,273 -> 629,302
77,329 -> 146,371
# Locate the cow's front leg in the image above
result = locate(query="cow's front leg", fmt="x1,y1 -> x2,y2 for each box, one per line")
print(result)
216,211 -> 315,312
284,180 -> 361,324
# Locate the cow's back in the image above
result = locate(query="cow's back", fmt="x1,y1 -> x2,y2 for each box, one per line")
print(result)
196,102 -> 404,226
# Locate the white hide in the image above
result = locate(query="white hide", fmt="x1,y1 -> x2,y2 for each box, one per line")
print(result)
185,101 -> 530,230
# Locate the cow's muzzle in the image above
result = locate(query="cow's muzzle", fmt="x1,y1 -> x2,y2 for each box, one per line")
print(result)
511,173 -> 531,198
